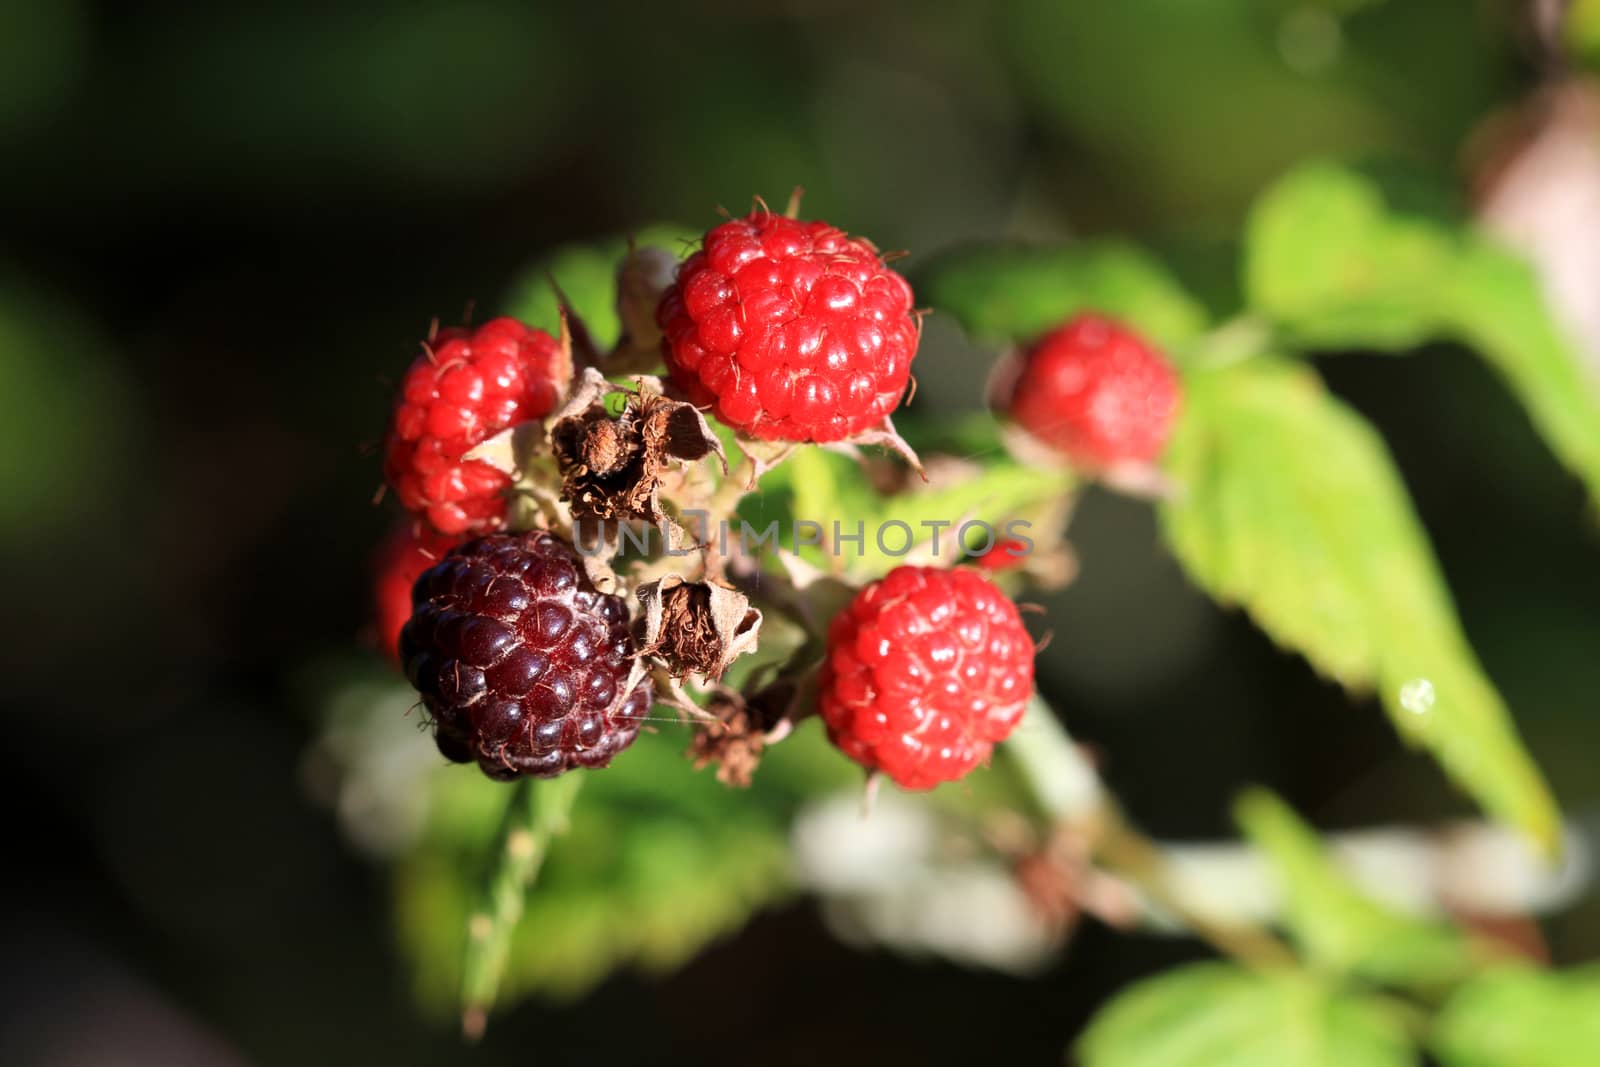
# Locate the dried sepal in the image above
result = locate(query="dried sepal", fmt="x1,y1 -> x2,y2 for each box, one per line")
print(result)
460,422 -> 549,481
845,414 -> 925,480
552,382 -> 727,525
636,575 -> 762,681
687,679 -> 799,788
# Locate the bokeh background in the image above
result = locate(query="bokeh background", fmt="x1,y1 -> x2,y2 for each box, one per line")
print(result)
3,1 -> 1599,1063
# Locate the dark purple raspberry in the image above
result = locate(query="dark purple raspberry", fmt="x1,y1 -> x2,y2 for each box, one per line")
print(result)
399,530 -> 652,779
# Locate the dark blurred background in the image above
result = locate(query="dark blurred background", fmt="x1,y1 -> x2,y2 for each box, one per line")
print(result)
3,1 -> 1598,1063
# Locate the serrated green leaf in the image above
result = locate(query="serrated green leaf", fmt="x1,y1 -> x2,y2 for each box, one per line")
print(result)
1234,788 -> 1479,989
1077,963 -> 1413,1067
1444,246 -> 1600,509
915,240 -> 1209,349
1161,359 -> 1559,851
1244,161 -> 1455,349
1244,162 -> 1600,511
1432,966 -> 1600,1067
501,223 -> 698,350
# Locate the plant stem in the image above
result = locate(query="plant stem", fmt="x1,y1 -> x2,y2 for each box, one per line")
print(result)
1005,696 -> 1295,967
460,774 -> 584,1040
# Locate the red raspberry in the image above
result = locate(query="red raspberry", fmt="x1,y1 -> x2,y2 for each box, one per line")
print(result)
399,530 -> 652,779
657,210 -> 920,441
1009,314 -> 1180,468
384,317 -> 564,535
371,523 -> 461,664
819,566 -> 1035,789
972,538 -> 1030,572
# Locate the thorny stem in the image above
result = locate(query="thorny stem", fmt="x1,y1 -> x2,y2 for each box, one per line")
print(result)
1090,805 -> 1297,967
1005,695 -> 1296,968
460,774 -> 584,1041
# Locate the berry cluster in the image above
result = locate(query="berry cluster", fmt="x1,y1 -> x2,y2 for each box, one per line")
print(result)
370,204 -> 1104,790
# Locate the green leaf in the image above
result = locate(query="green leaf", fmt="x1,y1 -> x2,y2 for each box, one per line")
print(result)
1244,161 -> 1455,349
1234,788 -> 1479,989
1244,162 -> 1600,511
1077,963 -> 1413,1067
1444,246 -> 1600,509
1161,358 -> 1560,851
1432,965 -> 1600,1067
396,725 -> 853,1016
0,277 -> 132,543
501,223 -> 698,350
1568,0 -> 1600,66
915,240 -> 1209,349
750,429 -> 1072,581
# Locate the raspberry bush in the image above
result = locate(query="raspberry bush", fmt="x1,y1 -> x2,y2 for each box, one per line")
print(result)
323,177 -> 1600,1060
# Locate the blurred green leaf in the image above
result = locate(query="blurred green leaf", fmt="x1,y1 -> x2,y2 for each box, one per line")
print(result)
1244,161 -> 1455,349
0,277 -> 131,543
396,724 -> 853,1016
1077,963 -> 1412,1067
1002,0 -> 1437,229
1568,0 -> 1600,66
916,241 -> 1210,349
1244,162 -> 1600,510
1432,965 -> 1600,1067
771,444 -> 1072,580
155,5 -> 573,188
852,461 -> 1071,577
1234,787 -> 1479,988
1161,358 -> 1560,851
502,224 -> 698,351
0,0 -> 85,139
1444,246 -> 1600,511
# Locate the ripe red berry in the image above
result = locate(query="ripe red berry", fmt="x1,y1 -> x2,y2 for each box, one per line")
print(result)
384,317 -> 565,535
372,522 -> 461,664
972,538 -> 1030,572
399,530 -> 652,779
1009,314 -> 1180,468
657,210 -> 920,442
819,565 -> 1035,789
